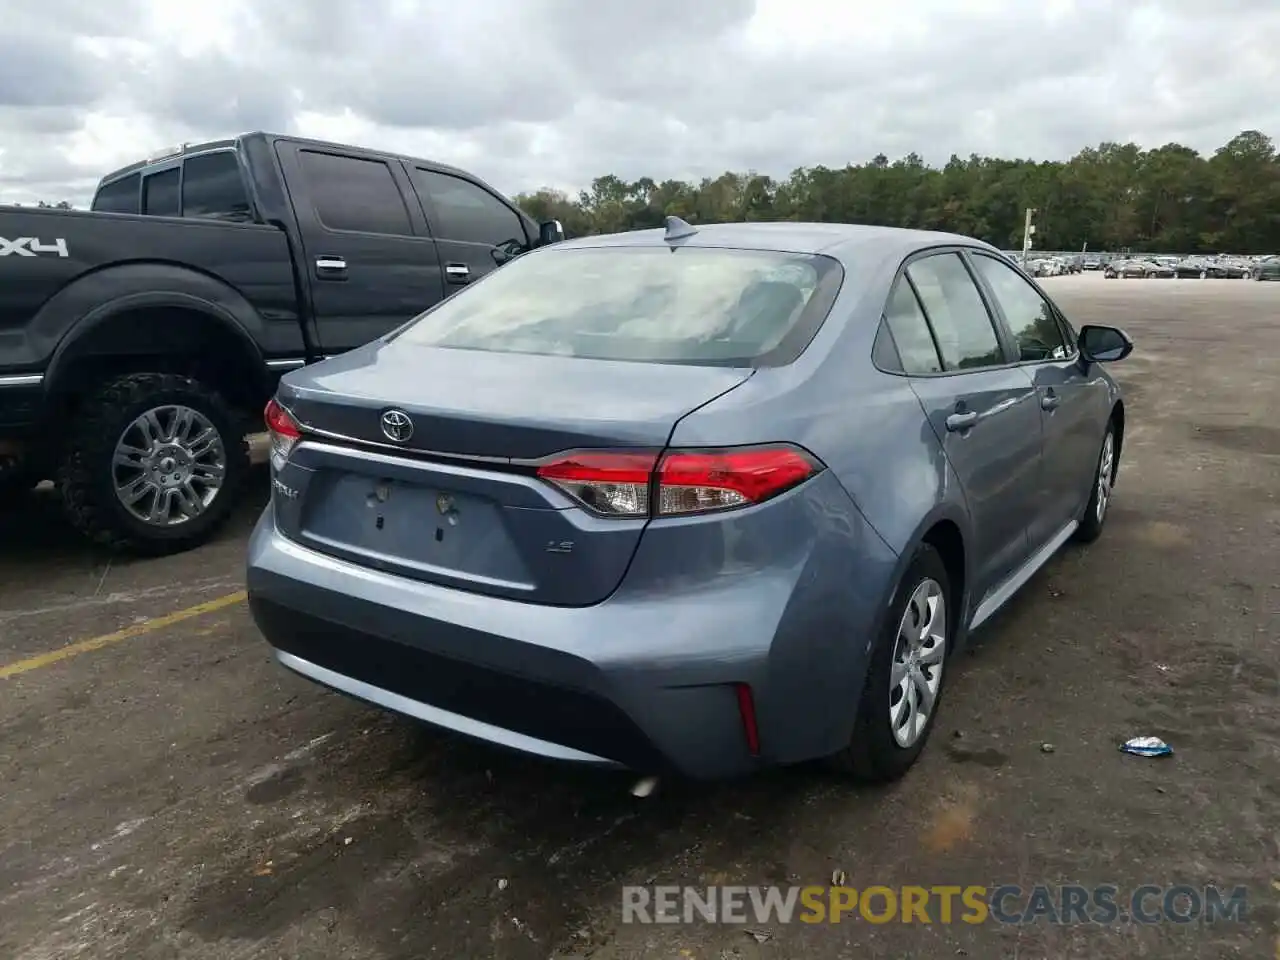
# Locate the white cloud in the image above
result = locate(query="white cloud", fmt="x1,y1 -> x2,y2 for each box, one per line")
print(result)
0,0 -> 1277,207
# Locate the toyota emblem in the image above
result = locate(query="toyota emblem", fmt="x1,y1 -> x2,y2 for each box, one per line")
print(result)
380,409 -> 414,443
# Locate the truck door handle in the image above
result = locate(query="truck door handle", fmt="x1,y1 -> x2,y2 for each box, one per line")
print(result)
1041,391 -> 1060,411
315,257 -> 347,280
945,410 -> 979,433
444,262 -> 471,285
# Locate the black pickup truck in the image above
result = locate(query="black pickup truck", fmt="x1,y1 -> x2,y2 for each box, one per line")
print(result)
0,132 -> 564,552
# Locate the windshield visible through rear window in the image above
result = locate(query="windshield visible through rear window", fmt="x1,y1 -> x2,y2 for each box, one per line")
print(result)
393,246 -> 844,365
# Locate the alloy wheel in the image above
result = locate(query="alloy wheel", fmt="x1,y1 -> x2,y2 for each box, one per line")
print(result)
111,405 -> 227,526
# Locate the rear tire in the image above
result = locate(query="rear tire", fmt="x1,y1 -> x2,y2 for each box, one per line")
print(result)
828,545 -> 951,782
57,373 -> 249,554
1074,424 -> 1116,544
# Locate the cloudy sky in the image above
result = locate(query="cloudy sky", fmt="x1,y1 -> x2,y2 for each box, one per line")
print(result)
1,0 -> 1277,207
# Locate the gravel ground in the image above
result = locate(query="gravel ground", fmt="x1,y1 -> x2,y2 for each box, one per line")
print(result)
1,273 -> 1277,960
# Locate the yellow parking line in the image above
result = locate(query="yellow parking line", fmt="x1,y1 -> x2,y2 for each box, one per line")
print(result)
0,591 -> 247,680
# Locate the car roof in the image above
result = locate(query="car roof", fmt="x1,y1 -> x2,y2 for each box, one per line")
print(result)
553,221 -> 999,267
94,131 -> 483,192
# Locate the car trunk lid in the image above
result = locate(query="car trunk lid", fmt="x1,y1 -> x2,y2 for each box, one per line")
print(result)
270,344 -> 752,606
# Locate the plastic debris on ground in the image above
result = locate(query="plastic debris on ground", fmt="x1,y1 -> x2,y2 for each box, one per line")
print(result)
1120,736 -> 1173,758
631,776 -> 659,798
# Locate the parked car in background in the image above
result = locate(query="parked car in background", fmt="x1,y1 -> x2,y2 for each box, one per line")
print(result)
1143,259 -> 1176,279
0,133 -> 565,551
1203,257 -> 1254,279
1032,258 -> 1065,277
1082,257 -> 1102,271
1252,256 -> 1280,280
1105,259 -> 1147,279
1175,257 -> 1221,278
248,218 -> 1133,783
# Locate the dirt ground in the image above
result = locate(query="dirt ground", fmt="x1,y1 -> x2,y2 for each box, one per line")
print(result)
1,274 -> 1277,960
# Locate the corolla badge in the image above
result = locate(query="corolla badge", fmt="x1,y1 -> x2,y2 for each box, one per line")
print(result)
380,409 -> 414,443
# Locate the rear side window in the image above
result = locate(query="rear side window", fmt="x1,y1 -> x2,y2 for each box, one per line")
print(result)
905,253 -> 1004,371
882,279 -> 942,374
393,246 -> 843,366
413,168 -> 527,247
142,168 -> 181,216
181,152 -> 251,221
91,174 -> 140,214
299,151 -> 412,236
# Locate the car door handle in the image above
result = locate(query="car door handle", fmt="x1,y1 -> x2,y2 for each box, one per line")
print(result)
315,257 -> 347,280
444,262 -> 471,285
1041,391 -> 1060,411
945,411 -> 979,432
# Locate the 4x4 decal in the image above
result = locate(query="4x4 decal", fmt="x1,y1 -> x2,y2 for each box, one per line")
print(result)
0,237 -> 69,257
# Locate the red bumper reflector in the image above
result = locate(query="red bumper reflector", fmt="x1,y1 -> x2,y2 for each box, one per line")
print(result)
735,682 -> 761,756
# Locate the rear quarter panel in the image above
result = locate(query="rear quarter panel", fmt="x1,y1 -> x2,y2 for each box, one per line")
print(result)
663,265 -> 970,756
0,208 -> 300,370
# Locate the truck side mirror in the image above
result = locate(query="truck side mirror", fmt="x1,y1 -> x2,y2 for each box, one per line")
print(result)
538,220 -> 565,246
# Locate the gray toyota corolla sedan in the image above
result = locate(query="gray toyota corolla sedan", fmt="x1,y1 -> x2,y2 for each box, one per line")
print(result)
247,218 -> 1133,782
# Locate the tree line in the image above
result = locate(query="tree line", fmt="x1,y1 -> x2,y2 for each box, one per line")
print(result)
515,130 -> 1280,255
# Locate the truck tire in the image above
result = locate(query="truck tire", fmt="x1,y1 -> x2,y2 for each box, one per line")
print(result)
57,373 -> 250,554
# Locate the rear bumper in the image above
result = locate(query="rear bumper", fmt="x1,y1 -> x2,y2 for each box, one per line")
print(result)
250,587 -> 675,772
274,649 -> 625,766
246,470 -> 898,780
249,520 -> 761,777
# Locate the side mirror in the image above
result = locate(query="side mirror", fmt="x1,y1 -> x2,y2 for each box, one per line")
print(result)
491,239 -> 524,265
1078,324 -> 1133,363
538,219 -> 565,246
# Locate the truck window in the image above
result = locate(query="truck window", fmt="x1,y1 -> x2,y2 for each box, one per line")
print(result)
91,174 -> 140,214
299,150 -> 412,236
181,151 -> 251,221
142,168 -> 181,217
412,168 -> 526,247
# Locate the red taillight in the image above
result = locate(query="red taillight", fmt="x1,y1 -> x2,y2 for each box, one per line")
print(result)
264,398 -> 301,438
535,445 -> 820,518
656,447 -> 817,515
264,398 -> 302,469
535,451 -> 658,516
735,683 -> 761,756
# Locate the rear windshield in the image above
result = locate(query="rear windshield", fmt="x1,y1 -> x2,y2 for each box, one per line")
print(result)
393,245 -> 844,366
